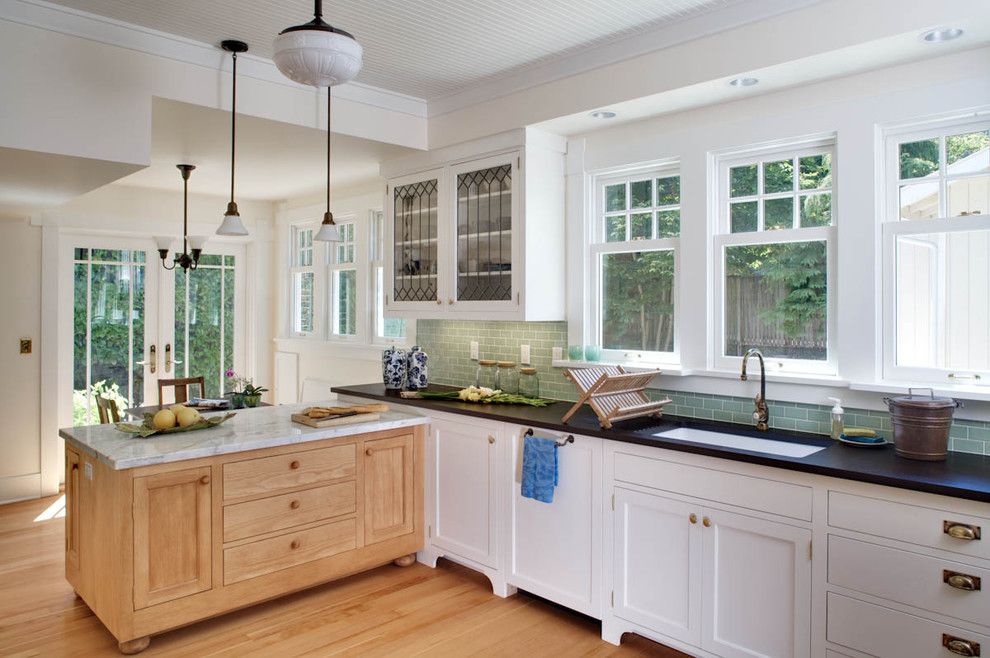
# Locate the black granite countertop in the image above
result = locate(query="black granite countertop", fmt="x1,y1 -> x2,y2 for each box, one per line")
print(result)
334,383 -> 990,504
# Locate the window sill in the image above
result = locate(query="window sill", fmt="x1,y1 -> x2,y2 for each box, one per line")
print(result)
692,369 -> 849,387
552,359 -> 693,376
850,380 -> 990,403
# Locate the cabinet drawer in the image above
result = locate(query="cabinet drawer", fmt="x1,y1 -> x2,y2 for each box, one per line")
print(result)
614,451 -> 812,521
827,592 -> 989,658
223,482 -> 356,543
829,491 -> 990,561
223,445 -> 356,500
223,517 -> 357,585
829,535 -> 990,627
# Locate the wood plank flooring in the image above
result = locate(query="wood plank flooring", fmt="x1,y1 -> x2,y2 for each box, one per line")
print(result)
0,494 -> 685,657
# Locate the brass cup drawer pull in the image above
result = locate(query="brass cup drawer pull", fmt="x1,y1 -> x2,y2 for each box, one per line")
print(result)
944,521 -> 981,541
944,634 -> 981,657
944,570 -> 982,591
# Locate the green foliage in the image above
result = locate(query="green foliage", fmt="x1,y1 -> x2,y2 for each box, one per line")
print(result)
602,251 -> 675,352
73,380 -> 129,426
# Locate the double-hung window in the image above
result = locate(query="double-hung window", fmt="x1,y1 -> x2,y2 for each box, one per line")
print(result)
290,225 -> 315,335
371,210 -> 406,343
591,166 -> 680,362
713,140 -> 836,374
883,119 -> 990,383
327,221 -> 357,337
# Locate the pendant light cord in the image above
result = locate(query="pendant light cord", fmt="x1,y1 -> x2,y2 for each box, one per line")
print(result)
230,50 -> 237,205
326,87 -> 332,218
183,172 -> 189,254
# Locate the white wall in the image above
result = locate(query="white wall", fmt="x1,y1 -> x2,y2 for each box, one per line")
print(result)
566,47 -> 990,417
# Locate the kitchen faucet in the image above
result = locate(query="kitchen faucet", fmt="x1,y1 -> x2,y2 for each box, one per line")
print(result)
740,348 -> 769,431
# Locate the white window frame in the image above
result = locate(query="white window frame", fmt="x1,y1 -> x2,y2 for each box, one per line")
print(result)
712,138 -> 838,375
370,209 -> 409,346
326,217 -> 358,340
590,164 -> 681,365
881,115 -> 990,384
289,223 -> 317,337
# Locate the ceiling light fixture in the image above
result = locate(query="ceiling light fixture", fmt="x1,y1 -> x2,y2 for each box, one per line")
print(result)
314,90 -> 340,242
921,27 -> 964,43
729,77 -> 759,87
590,110 -> 617,119
156,165 -> 206,271
272,0 -> 363,88
216,39 -> 250,237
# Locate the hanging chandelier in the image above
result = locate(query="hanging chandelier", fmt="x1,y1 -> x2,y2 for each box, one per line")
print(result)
216,39 -> 250,237
155,165 -> 206,271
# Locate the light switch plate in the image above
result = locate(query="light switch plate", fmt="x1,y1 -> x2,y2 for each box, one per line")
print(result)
520,344 -> 531,365
470,341 -> 479,360
84,462 -> 94,481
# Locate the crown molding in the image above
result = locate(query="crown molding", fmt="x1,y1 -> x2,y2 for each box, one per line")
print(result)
0,0 -> 428,118
427,0 -> 823,117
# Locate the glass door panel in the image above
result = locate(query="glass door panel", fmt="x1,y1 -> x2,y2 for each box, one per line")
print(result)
455,162 -> 513,302
392,178 -> 439,303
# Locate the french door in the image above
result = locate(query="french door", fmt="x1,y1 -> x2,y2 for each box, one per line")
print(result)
67,235 -> 245,424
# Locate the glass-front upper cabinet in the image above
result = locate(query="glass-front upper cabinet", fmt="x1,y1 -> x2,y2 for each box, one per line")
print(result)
451,154 -> 518,307
390,170 -> 442,309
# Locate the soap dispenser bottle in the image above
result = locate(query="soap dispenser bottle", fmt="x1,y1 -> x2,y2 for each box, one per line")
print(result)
827,397 -> 844,440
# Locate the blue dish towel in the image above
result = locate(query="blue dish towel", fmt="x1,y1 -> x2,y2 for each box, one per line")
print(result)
521,435 -> 558,503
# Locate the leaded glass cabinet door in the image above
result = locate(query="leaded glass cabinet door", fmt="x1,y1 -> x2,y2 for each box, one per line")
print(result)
449,154 -> 519,310
388,169 -> 444,311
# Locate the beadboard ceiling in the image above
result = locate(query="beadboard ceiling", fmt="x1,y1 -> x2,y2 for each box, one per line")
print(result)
44,0 -> 736,100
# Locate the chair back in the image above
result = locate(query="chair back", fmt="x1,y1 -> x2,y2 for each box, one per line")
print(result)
95,396 -> 120,424
158,377 -> 206,406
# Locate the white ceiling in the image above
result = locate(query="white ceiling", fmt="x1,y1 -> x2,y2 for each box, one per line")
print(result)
113,98 -> 414,201
44,0 -> 735,100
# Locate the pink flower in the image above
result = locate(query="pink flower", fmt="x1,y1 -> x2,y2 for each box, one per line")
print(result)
225,369 -> 235,378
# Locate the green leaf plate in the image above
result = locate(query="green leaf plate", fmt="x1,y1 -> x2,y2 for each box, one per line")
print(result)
115,412 -> 237,439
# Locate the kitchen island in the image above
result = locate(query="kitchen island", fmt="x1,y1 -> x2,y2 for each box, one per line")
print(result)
60,402 -> 427,654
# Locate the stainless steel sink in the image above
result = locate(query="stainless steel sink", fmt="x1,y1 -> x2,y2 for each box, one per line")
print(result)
653,427 -> 827,458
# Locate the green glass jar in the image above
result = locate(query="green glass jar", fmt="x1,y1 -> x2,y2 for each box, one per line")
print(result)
519,367 -> 539,398
476,359 -> 498,389
496,361 -> 519,394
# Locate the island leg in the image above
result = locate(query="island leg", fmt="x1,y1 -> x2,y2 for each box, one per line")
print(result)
392,553 -> 417,567
118,636 -> 150,654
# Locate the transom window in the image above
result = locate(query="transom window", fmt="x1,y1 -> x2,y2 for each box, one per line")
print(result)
727,150 -> 832,233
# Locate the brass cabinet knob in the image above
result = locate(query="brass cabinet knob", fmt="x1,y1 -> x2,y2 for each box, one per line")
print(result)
289,460 -> 300,470
199,475 -> 211,485
689,514 -> 698,524
448,298 -> 454,305
366,448 -> 374,456
944,570 -> 981,591
436,299 -> 442,305
943,634 -> 980,657
944,521 -> 980,541
488,436 -> 495,445
290,539 -> 300,550
290,500 -> 301,510
702,516 -> 712,528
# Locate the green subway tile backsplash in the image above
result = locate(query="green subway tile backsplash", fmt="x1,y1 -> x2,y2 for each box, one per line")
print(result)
415,319 -> 990,455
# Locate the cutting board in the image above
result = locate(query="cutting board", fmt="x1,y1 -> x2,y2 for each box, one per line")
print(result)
290,412 -> 381,428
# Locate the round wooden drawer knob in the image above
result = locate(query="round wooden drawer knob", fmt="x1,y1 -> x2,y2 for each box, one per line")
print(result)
199,475 -> 211,485
365,449 -> 373,456
290,539 -> 300,550
289,460 -> 300,470
290,500 -> 301,510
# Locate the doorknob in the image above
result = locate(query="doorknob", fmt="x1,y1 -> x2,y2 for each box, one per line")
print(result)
136,344 -> 157,374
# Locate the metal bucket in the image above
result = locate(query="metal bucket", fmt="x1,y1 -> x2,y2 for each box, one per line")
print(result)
882,388 -> 962,461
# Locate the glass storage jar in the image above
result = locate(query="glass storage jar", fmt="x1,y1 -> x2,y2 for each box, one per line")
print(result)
476,360 -> 498,389
495,361 -> 519,394
519,367 -> 539,398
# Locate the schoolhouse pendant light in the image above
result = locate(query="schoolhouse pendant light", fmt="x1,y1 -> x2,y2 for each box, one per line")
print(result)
156,165 -> 206,271
314,88 -> 340,243
272,0 -> 363,88
216,39 -> 250,237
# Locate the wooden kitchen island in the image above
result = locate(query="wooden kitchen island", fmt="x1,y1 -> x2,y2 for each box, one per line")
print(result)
59,402 -> 427,654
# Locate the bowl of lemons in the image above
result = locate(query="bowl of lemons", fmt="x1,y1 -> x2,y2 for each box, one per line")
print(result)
115,404 -> 236,439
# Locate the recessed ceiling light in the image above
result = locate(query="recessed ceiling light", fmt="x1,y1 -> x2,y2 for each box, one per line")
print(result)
729,77 -> 759,88
590,110 -> 617,119
921,27 -> 964,43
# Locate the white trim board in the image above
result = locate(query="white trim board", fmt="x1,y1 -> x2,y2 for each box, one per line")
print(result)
0,473 -> 42,505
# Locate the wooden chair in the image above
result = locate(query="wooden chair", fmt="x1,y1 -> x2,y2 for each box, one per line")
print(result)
157,376 -> 205,407
95,396 -> 120,424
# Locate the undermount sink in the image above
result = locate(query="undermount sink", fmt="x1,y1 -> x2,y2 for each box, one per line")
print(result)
653,427 -> 827,458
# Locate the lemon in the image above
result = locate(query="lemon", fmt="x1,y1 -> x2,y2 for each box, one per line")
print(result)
152,409 -> 177,430
169,404 -> 187,414
176,406 -> 201,427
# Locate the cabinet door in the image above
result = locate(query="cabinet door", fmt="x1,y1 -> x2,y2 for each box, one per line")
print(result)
700,507 -> 812,658
65,448 -> 82,573
364,434 -> 415,544
510,430 -> 601,617
448,154 -> 520,312
133,466 -> 212,609
430,417 -> 498,567
388,169 -> 444,312
614,488 -> 702,645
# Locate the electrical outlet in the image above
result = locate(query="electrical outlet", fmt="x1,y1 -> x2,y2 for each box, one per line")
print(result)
470,341 -> 479,360
520,344 -> 531,365
552,346 -> 563,361
19,338 -> 31,354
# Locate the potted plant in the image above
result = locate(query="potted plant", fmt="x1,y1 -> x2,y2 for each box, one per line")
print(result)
225,370 -> 267,409
242,383 -> 269,408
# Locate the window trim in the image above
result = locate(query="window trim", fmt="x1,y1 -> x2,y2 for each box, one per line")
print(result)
712,139 -> 838,376
590,164 -> 681,365
881,116 -> 990,384
289,223 -> 317,337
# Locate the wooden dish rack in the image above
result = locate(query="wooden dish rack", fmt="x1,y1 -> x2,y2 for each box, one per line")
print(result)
562,366 -> 671,429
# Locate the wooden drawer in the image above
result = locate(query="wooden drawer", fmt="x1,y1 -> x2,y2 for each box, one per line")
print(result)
613,451 -> 812,521
829,535 -> 990,627
223,482 -> 356,543
829,491 -> 990,561
223,517 -> 357,585
827,592 -> 989,658
223,445 -> 356,500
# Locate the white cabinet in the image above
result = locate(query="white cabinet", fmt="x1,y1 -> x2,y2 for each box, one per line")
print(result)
508,428 -> 603,618
383,128 -> 565,321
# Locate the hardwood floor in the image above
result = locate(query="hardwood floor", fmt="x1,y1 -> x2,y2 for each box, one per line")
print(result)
0,494 -> 685,657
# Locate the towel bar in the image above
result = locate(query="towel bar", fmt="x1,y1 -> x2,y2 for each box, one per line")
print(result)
524,427 -> 574,447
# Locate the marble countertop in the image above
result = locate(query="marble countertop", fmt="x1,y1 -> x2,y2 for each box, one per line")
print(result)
59,398 -> 429,470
